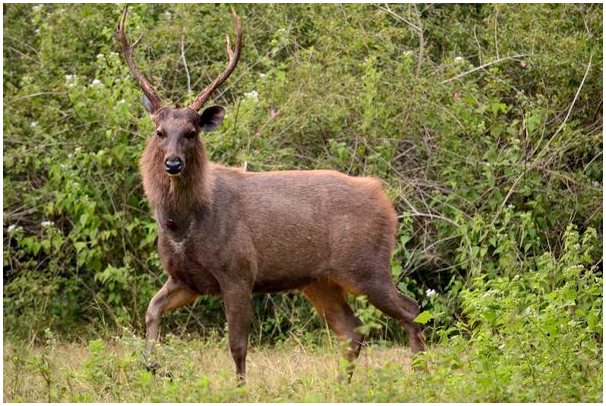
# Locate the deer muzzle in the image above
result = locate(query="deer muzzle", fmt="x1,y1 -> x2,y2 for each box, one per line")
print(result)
164,156 -> 184,175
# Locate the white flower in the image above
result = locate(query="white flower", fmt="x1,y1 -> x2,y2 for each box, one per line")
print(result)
454,56 -> 465,63
7,225 -> 23,233
65,74 -> 74,81
30,121 -> 38,128
96,53 -> 105,59
91,79 -> 102,86
259,73 -> 266,78
117,99 -> 126,105
244,90 -> 259,101
426,288 -> 437,297
41,221 -> 54,227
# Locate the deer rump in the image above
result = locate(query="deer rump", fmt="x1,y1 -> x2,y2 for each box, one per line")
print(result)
157,166 -> 397,296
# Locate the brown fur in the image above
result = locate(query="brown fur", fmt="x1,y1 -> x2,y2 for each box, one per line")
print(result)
138,109 -> 426,383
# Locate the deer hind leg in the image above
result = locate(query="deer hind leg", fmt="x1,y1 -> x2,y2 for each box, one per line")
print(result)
337,274 -> 426,354
302,281 -> 364,381
145,277 -> 199,369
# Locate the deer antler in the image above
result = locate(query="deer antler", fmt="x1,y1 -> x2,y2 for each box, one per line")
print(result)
188,10 -> 243,112
117,6 -> 164,113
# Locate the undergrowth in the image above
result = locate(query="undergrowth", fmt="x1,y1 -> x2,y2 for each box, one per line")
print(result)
4,225 -> 602,402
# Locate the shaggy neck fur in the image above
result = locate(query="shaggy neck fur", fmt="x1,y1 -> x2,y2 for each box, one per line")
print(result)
139,137 -> 214,213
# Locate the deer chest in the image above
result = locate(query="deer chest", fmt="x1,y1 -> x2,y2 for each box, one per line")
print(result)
157,232 -> 221,295
154,209 -> 221,294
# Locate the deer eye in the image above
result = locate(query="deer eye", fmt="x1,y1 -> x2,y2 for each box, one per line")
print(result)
156,130 -> 165,139
185,130 -> 197,140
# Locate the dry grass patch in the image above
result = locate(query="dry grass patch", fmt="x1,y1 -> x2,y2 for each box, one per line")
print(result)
4,335 -> 415,402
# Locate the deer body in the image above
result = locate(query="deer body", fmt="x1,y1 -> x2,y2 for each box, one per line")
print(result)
147,162 -> 397,296
118,7 -> 425,384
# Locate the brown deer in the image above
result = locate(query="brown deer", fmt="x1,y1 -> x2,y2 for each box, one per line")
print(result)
117,6 -> 426,383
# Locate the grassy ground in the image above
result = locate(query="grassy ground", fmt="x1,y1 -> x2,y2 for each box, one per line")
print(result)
4,333 -> 416,402
3,331 -> 603,402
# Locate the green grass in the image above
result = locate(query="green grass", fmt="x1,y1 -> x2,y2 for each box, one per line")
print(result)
4,329 -> 602,402
3,333 -> 414,402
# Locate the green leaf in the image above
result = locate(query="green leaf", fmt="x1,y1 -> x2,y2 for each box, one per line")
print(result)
490,102 -> 507,115
414,310 -> 433,325
74,241 -> 87,252
399,235 -> 411,246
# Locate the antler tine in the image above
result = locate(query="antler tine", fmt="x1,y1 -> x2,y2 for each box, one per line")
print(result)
188,10 -> 243,112
117,6 -> 163,113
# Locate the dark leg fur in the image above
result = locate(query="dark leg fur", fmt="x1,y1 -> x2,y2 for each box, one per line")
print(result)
336,273 -> 426,353
222,288 -> 253,385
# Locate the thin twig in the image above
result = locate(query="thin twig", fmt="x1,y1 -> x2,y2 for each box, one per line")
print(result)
490,171 -> 524,225
411,3 -> 424,77
5,36 -> 41,60
378,4 -> 421,32
11,92 -> 64,101
531,54 -> 593,160
4,207 -> 37,221
180,30 -> 191,95
441,54 -> 530,84
398,211 -> 459,228
473,25 -> 483,65
378,4 -> 424,76
338,4 -> 349,24
494,6 -> 500,59
7,46 -> 41,65
491,54 -> 593,225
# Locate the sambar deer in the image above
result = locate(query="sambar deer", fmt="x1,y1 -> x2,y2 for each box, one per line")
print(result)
117,6 -> 426,383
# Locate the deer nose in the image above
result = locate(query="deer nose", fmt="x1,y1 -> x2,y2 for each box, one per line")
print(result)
164,157 -> 183,175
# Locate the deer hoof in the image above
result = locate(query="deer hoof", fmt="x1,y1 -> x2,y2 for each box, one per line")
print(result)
144,359 -> 160,374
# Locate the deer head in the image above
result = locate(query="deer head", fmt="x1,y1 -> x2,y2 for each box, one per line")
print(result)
117,6 -> 242,176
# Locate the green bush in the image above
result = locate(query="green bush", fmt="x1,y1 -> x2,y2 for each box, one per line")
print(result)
411,225 -> 602,401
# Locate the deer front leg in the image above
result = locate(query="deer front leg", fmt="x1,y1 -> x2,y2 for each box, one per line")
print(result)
145,277 -> 198,369
222,287 -> 253,385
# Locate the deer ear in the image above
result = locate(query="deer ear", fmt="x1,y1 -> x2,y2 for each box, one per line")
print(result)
199,106 -> 225,132
142,94 -> 154,114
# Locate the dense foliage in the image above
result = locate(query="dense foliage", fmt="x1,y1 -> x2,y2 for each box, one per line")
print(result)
3,4 -> 602,401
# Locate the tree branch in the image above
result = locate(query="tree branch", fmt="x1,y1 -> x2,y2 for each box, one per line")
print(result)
378,4 -> 421,32
378,4 -> 425,77
441,54 -> 531,84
